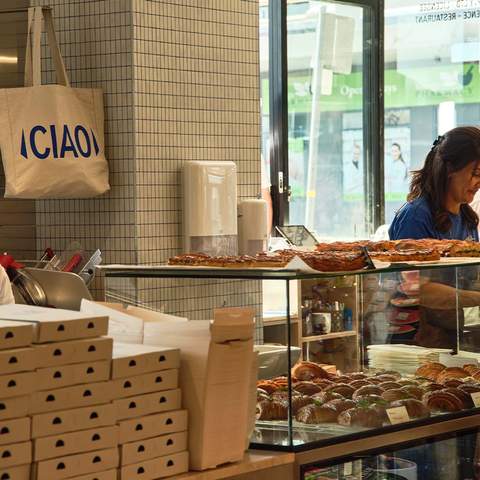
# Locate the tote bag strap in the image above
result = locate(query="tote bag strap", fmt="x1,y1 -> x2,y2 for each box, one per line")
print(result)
24,7 -> 70,87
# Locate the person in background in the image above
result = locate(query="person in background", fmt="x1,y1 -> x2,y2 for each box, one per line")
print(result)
470,190 -> 480,237
261,154 -> 273,235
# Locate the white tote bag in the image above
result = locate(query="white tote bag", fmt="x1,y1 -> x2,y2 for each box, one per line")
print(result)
0,7 -> 110,198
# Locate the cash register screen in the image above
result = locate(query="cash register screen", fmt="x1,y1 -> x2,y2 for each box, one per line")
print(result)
275,225 -> 318,247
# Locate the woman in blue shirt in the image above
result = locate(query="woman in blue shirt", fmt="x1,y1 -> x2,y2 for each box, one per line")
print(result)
388,127 -> 480,350
389,126 -> 480,242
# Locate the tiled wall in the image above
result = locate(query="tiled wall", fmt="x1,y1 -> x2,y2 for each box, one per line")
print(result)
29,0 -> 263,338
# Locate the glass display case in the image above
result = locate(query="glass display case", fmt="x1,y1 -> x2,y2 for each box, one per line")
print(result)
300,428 -> 480,480
101,259 -> 480,456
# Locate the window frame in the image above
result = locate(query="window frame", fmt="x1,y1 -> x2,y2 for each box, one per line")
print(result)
267,0 -> 385,236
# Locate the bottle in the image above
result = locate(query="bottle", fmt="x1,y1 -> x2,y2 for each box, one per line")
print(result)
344,307 -> 353,331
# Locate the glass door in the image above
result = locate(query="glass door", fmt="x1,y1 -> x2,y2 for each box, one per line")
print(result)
285,0 -> 382,241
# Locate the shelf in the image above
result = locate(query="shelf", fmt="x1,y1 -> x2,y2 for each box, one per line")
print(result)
263,315 -> 299,326
301,331 -> 357,342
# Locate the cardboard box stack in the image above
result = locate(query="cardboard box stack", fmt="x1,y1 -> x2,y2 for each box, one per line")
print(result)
112,342 -> 188,480
0,320 -> 36,480
0,304 -> 118,480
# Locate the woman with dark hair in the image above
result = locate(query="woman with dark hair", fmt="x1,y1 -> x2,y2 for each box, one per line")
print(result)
389,126 -> 480,241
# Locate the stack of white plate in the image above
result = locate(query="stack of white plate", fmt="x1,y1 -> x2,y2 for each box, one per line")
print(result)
367,344 -> 452,375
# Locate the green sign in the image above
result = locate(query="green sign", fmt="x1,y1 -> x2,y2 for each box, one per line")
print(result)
262,63 -> 480,114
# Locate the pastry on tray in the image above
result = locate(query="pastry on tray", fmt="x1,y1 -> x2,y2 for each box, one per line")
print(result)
323,398 -> 356,415
337,407 -> 384,428
423,389 -> 464,412
256,399 -> 288,420
390,399 -> 430,419
293,381 -> 322,396
292,361 -> 330,381
352,385 -> 384,400
324,383 -> 356,399
295,403 -> 338,424
415,362 -> 446,381
312,391 -> 344,404
436,367 -> 469,384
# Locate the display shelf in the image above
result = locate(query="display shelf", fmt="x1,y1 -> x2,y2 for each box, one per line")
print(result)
300,331 -> 357,342
263,315 -> 299,326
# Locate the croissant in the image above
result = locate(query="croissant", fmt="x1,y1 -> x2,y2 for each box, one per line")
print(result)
423,389 -> 464,412
312,379 -> 334,389
293,381 -> 322,396
367,377 -> 384,385
354,394 -> 386,407
442,379 -> 463,388
397,379 -> 420,387
463,364 -> 479,375
442,387 -> 473,409
352,385 -> 384,400
422,382 -> 444,393
324,383 -> 355,399
375,374 -> 400,383
295,404 -> 338,424
292,361 -> 330,381
256,399 -> 288,420
312,391 -> 344,404
400,385 -> 425,400
415,362 -> 446,381
338,407 -> 384,428
330,375 -> 353,384
379,381 -> 402,391
437,367 -> 469,384
382,388 -> 411,402
375,370 -> 402,380
350,380 -> 372,390
348,373 -> 369,380
323,398 -> 356,414
459,383 -> 480,394
390,399 -> 430,419
291,395 -> 314,414
257,381 -> 279,395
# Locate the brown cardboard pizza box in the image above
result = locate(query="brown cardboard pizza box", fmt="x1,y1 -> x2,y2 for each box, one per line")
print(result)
120,430 -> 187,466
0,416 -> 30,446
33,425 -> 119,461
118,410 -> 187,444
35,337 -> 113,368
111,369 -> 178,398
113,389 -> 181,421
31,403 -> 117,439
36,360 -> 111,390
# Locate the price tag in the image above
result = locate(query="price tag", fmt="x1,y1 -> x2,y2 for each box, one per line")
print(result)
387,406 -> 410,425
471,392 -> 480,407
343,462 -> 353,476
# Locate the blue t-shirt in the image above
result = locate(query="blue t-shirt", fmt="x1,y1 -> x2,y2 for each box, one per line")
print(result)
389,197 -> 479,241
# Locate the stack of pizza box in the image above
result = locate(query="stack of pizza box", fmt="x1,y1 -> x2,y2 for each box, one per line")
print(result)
0,304 -> 118,480
0,320 -> 36,480
112,342 -> 188,480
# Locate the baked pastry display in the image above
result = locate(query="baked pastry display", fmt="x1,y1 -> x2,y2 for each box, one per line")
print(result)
390,399 -> 430,419
256,358 -> 480,430
415,362 -> 446,381
295,404 -> 338,424
292,361 -> 330,381
369,249 -> 440,263
423,389 -> 464,412
338,407 -> 384,428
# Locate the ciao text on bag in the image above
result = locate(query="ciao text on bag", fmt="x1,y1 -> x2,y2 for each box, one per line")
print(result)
20,124 -> 100,160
